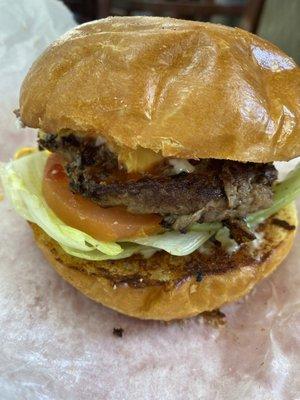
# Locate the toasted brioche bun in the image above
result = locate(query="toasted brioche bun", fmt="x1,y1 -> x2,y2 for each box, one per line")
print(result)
30,203 -> 297,321
20,17 -> 300,163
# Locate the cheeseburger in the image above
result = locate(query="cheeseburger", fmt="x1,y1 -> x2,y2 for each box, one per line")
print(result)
1,17 -> 300,320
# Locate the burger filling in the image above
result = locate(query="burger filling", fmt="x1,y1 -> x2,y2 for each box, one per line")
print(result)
38,131 -> 277,235
2,130 -> 299,262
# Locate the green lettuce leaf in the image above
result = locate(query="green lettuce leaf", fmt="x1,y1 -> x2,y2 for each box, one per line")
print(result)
246,162 -> 300,225
0,152 -> 122,257
1,151 -> 299,261
126,230 -> 214,256
61,243 -> 151,261
0,151 -> 217,260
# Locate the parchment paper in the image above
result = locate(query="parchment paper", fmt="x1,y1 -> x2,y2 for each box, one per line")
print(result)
0,2 -> 299,399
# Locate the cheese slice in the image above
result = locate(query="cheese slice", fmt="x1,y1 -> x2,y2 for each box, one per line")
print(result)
116,146 -> 163,173
39,129 -> 164,173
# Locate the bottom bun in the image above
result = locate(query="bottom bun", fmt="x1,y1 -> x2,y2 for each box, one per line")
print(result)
30,203 -> 297,321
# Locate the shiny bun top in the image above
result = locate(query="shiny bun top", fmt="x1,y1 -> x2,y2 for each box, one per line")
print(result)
20,16 -> 300,162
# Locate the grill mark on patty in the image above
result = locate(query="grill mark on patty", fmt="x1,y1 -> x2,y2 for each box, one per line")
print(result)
69,166 -> 226,215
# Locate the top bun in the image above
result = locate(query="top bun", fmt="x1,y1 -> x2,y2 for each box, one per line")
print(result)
20,16 -> 300,162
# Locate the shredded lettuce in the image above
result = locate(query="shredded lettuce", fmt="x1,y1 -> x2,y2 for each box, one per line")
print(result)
0,152 -> 122,257
61,243 -> 153,261
0,151 -> 217,260
246,162 -> 300,226
1,151 -> 299,261
126,230 -> 214,256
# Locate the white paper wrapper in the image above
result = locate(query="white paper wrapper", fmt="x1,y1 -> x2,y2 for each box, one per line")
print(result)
0,2 -> 299,399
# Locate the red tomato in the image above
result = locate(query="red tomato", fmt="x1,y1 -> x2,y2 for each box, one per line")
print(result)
43,153 -> 162,242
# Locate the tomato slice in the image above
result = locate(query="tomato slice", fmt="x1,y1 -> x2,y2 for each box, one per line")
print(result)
43,154 -> 162,242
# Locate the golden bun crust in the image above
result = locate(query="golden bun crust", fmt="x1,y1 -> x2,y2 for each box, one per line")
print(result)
20,16 -> 300,162
30,203 -> 297,321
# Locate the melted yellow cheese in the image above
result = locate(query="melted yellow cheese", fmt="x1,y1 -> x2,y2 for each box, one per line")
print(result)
39,129 -> 163,173
116,146 -> 163,173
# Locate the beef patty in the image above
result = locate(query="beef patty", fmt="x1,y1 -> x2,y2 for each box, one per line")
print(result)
39,132 -> 277,222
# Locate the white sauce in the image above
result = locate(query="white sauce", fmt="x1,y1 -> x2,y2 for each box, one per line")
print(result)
215,227 -> 240,255
226,241 -> 240,255
169,159 -> 195,174
250,231 -> 265,250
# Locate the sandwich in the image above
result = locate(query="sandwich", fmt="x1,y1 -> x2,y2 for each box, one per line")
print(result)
1,16 -> 300,320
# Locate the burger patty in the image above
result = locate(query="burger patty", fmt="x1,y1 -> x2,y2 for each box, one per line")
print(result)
39,132 -> 278,223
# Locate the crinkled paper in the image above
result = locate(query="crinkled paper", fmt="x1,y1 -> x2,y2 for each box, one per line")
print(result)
0,1 -> 299,399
